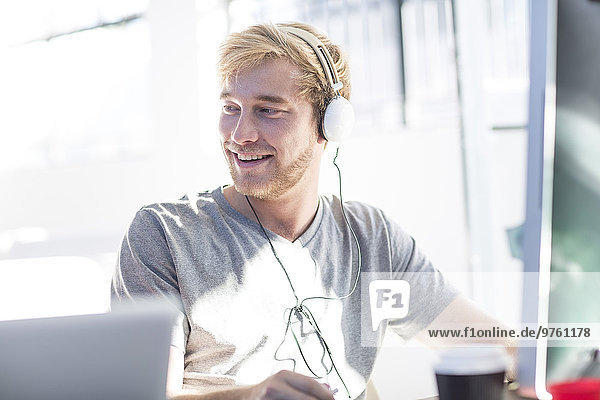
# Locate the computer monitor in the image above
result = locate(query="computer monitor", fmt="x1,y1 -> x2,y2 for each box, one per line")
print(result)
520,0 -> 600,397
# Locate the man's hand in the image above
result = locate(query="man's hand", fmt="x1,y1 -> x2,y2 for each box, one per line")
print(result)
246,370 -> 335,400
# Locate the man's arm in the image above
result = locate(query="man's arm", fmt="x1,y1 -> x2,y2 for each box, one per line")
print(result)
166,352 -> 335,400
415,294 -> 517,379
116,212 -> 334,400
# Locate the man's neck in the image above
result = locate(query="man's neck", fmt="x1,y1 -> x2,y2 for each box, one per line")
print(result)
223,185 -> 320,242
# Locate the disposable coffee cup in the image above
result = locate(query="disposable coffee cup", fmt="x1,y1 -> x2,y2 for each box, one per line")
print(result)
434,345 -> 509,400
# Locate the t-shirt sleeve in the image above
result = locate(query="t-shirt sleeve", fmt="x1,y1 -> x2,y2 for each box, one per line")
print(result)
383,215 -> 459,340
111,208 -> 190,352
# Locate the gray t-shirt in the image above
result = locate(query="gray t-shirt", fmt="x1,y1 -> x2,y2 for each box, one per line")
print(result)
111,186 -> 457,399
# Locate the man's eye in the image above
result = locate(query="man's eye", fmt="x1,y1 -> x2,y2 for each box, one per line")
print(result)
223,105 -> 239,114
261,108 -> 280,115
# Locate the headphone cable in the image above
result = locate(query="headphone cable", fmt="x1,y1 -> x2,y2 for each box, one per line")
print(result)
244,146 -> 361,399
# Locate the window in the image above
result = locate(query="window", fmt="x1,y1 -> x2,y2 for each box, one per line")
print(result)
0,1 -> 151,172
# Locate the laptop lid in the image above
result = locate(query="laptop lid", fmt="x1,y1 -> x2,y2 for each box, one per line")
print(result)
0,304 -> 175,400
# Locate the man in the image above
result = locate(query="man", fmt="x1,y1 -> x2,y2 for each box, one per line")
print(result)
112,22 -> 506,400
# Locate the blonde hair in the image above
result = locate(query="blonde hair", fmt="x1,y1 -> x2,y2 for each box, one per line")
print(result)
217,22 -> 351,135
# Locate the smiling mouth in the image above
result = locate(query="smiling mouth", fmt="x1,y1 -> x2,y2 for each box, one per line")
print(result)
234,153 -> 273,163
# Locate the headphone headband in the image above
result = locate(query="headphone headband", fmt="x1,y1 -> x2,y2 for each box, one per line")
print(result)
281,26 -> 344,94
279,25 -> 354,143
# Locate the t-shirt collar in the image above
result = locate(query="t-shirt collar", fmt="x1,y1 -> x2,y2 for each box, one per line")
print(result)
213,185 -> 324,247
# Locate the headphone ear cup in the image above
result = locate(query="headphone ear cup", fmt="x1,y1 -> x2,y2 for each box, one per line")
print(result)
322,96 -> 355,143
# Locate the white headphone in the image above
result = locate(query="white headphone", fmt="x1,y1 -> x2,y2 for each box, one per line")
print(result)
281,26 -> 355,143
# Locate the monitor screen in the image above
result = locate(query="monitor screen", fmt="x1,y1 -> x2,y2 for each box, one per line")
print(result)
521,0 -> 600,396
546,0 -> 600,384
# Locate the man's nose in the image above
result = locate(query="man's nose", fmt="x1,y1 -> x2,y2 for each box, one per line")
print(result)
231,110 -> 259,144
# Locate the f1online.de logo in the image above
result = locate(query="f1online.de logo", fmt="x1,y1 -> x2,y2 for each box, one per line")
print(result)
368,280 -> 411,331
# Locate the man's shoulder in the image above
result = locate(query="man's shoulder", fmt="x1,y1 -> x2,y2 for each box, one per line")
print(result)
317,194 -> 408,242
320,194 -> 390,223
138,187 -> 220,214
130,187 -> 225,229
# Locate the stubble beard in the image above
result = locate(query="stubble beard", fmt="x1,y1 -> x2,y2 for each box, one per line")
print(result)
226,137 -> 317,201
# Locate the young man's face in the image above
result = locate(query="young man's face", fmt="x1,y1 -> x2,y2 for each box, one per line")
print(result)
219,59 -> 324,200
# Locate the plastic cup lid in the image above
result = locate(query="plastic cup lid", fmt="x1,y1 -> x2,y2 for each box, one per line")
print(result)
434,345 -> 510,375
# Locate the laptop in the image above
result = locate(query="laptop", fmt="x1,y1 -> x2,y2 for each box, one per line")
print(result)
0,303 -> 175,400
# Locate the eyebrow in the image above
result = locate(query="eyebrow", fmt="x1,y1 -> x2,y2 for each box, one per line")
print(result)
220,92 -> 290,104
